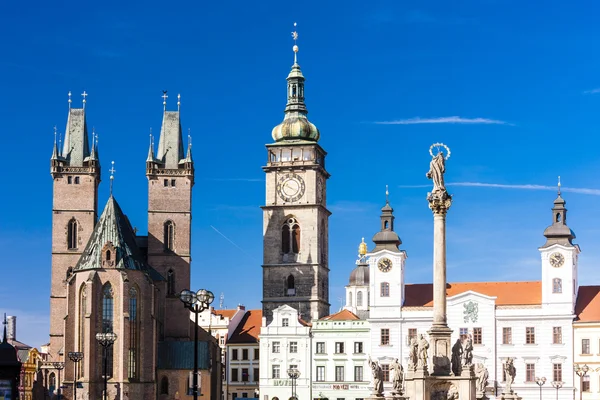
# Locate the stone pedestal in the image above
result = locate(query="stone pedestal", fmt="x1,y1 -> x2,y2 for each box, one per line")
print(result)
500,392 -> 522,400
428,325 -> 452,376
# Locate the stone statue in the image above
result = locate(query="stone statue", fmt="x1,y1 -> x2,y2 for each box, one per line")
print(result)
409,337 -> 419,369
368,356 -> 384,397
426,150 -> 446,192
390,358 -> 404,394
418,334 -> 429,368
451,338 -> 462,376
462,334 -> 473,366
475,363 -> 489,393
504,358 -> 516,393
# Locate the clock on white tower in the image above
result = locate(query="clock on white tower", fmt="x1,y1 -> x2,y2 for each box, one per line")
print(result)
277,173 -> 306,202
549,252 -> 564,268
378,258 -> 392,272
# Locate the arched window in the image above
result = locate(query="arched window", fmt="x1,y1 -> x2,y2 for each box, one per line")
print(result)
556,212 -> 562,223
68,218 -> 78,249
160,376 -> 169,395
348,293 -> 353,307
49,372 -> 56,393
167,269 -> 175,296
78,284 -> 86,378
384,220 -> 389,230
553,278 -> 562,293
282,217 -> 301,255
106,250 -> 111,261
128,287 -> 139,380
287,275 -> 296,296
380,282 -> 390,297
357,291 -> 363,307
102,284 -> 114,378
164,221 -> 174,251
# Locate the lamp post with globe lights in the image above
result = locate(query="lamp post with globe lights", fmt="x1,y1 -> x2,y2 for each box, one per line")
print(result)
574,364 -> 589,400
551,381 -> 563,400
68,352 -> 83,400
96,332 -> 117,400
535,377 -> 546,400
287,367 -> 300,400
52,362 -> 64,400
180,288 -> 215,400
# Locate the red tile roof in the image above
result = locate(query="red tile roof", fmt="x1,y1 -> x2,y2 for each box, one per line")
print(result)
320,309 -> 360,321
227,310 -> 262,344
213,309 -> 238,319
575,286 -> 600,322
404,281 -> 542,307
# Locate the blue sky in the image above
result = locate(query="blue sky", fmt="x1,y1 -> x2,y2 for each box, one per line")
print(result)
2,0 -> 600,348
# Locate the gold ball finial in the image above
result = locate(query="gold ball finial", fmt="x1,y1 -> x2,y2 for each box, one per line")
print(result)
358,237 -> 367,257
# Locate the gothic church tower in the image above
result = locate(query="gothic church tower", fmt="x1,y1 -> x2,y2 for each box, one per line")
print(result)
262,33 -> 330,323
49,94 -> 100,362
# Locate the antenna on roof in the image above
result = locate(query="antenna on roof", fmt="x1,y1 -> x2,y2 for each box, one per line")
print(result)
219,292 -> 224,309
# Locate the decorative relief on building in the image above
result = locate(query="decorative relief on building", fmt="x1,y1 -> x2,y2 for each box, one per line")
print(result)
463,301 -> 478,323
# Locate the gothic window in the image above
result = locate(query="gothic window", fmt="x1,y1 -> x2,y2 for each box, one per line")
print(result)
553,278 -> 562,293
282,217 -> 300,254
286,275 -> 296,296
357,291 -> 363,307
348,293 -> 353,307
78,284 -> 86,378
380,282 -> 390,297
167,269 -> 175,296
164,221 -> 174,251
160,376 -> 169,395
128,287 -> 139,380
67,218 -> 78,249
102,284 -> 114,378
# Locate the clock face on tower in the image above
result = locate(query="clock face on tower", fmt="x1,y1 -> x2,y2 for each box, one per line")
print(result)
277,173 -> 306,203
378,258 -> 392,272
549,252 -> 565,268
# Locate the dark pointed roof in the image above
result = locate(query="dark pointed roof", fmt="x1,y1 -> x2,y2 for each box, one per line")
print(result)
541,192 -> 576,248
0,316 -> 19,366
372,200 -> 402,253
62,108 -> 90,166
156,111 -> 185,169
74,196 -> 163,281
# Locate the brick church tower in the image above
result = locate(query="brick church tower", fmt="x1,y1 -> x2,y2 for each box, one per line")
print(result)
261,35 -> 331,323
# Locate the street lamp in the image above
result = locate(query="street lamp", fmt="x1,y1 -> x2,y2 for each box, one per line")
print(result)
180,288 -> 215,400
68,351 -> 83,400
574,364 -> 589,400
287,367 -> 300,400
96,332 -> 117,400
52,362 -> 64,400
535,377 -> 546,400
551,381 -> 563,400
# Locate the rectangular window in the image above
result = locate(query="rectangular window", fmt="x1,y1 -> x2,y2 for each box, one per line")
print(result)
171,179 -> 176,187
525,364 -> 535,382
582,338 -> 590,354
381,328 -> 390,345
381,364 -> 390,382
242,349 -> 249,360
290,341 -> 298,353
220,337 -> 225,346
335,342 -> 345,354
553,363 -> 562,382
316,342 -> 326,354
232,393 -> 237,400
242,368 -> 249,382
583,375 -> 590,392
553,327 -> 562,344
354,366 -> 363,382
553,278 -> 562,293
502,327 -> 512,344
282,318 -> 289,327
272,365 -> 280,379
380,282 -> 390,297
232,349 -> 238,360
473,328 -> 482,345
459,328 -> 468,340
407,328 -> 417,346
335,366 -> 345,382
231,368 -> 239,382
254,348 -> 259,360
526,327 -> 535,344
354,342 -> 363,354
163,179 -> 168,187
253,368 -> 259,382
273,342 -> 280,353
316,366 -> 325,382
242,394 -> 248,398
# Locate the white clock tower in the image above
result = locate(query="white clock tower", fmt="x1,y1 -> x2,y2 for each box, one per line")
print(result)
539,186 -> 580,314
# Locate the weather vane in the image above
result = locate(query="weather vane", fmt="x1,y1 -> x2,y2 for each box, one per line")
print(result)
109,161 -> 116,194
291,22 -> 299,63
162,90 -> 168,111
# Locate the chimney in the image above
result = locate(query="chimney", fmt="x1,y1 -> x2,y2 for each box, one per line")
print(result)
6,316 -> 16,341
237,304 -> 245,311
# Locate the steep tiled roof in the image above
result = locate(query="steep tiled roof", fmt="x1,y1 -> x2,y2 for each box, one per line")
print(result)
74,196 -> 163,281
404,281 -> 541,307
575,286 -> 600,322
228,310 -> 262,344
214,309 -> 237,319
320,309 -> 360,321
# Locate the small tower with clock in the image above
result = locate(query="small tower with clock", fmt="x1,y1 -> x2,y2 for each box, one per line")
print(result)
539,184 -> 580,313
261,27 -> 330,324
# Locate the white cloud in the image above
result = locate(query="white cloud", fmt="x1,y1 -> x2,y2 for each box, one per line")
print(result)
374,116 -> 512,125
398,182 -> 600,195
583,88 -> 600,94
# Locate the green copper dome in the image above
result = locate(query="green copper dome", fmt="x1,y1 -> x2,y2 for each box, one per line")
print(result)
271,62 -> 320,142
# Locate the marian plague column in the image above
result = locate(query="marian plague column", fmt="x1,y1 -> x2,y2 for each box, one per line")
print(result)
426,143 -> 453,376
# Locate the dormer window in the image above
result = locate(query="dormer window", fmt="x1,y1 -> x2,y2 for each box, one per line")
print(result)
102,242 -> 116,268
106,250 -> 111,261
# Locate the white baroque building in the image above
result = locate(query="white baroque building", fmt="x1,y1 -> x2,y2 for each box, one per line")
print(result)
573,286 -> 600,399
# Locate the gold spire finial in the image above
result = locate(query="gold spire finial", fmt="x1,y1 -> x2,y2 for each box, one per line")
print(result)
162,90 -> 168,111
291,22 -> 299,64
358,237 -> 367,257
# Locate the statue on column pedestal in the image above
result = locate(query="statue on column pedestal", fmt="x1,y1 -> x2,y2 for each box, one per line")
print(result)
417,334 -> 429,368
408,337 -> 419,370
368,356 -> 384,397
451,339 -> 462,376
390,358 -> 404,395
503,358 -> 516,394
462,335 -> 473,366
